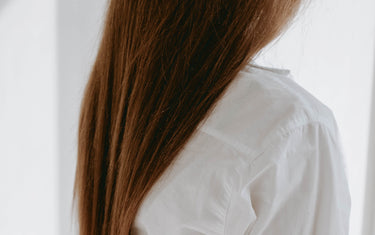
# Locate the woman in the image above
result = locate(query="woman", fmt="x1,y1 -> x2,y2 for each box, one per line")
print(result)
73,0 -> 351,234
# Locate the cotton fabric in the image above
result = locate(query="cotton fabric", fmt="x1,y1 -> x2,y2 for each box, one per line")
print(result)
131,63 -> 351,235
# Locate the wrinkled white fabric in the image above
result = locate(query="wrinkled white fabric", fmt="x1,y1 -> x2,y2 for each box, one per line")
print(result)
131,63 -> 351,235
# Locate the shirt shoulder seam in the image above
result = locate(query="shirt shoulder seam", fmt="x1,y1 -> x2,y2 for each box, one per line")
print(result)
248,117 -> 335,167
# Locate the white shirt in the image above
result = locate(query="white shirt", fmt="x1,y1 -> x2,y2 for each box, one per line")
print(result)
131,63 -> 351,235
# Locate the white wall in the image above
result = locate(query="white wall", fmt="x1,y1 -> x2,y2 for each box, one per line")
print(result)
255,0 -> 375,234
0,0 -> 58,234
0,0 -> 106,234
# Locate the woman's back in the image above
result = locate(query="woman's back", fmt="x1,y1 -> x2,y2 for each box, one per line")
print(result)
74,1 -> 351,234
131,64 -> 351,234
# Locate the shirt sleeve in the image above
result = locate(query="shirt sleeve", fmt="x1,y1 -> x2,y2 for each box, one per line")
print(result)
224,120 -> 351,235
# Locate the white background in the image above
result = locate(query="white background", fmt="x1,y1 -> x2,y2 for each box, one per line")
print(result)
0,0 -> 374,234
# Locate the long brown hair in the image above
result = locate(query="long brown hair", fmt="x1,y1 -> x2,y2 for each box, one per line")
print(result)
74,0 -> 302,234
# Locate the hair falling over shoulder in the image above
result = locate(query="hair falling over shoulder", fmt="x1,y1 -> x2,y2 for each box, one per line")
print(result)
73,0 -> 302,234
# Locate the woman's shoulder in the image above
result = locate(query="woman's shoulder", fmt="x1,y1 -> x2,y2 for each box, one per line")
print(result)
242,62 -> 336,127
196,63 -> 338,163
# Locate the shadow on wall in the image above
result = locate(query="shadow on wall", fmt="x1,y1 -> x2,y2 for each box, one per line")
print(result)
362,46 -> 375,235
0,0 -> 10,13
